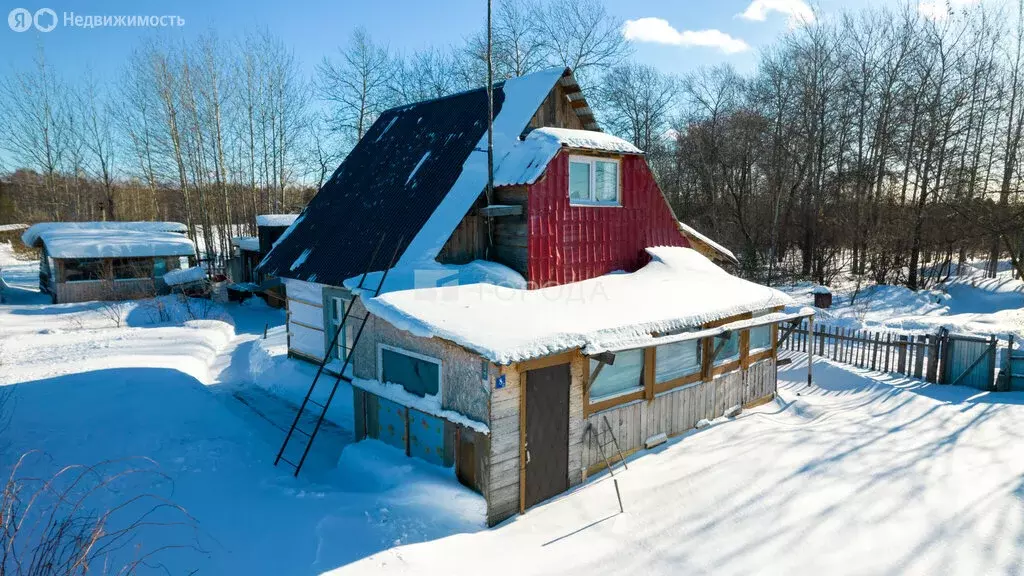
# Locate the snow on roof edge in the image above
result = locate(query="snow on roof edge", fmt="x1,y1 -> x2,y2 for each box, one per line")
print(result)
678,222 -> 738,264
256,214 -> 299,227
362,247 -> 794,365
396,67 -> 566,268
22,221 -> 187,248
529,127 -> 643,155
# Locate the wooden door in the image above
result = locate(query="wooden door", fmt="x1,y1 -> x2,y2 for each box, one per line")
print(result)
524,363 -> 570,510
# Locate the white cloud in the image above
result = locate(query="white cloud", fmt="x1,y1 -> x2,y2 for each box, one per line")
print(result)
918,0 -> 981,20
623,18 -> 751,54
738,0 -> 816,27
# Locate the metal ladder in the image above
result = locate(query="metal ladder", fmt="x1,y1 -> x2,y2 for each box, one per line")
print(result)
274,234 -> 402,477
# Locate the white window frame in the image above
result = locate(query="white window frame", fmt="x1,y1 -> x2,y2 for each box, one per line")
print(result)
568,155 -> 621,207
376,343 -> 443,400
330,295 -> 353,362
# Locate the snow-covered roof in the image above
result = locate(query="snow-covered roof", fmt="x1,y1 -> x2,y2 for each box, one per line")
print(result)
530,127 -> 642,154
362,247 -> 794,364
256,214 -> 299,228
492,128 -> 643,187
258,67 -> 591,288
163,266 -> 206,286
22,221 -> 188,249
343,259 -> 526,297
24,225 -> 195,260
678,222 -> 738,265
232,236 -> 260,252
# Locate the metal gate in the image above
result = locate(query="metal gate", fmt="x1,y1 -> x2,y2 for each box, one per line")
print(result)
942,333 -> 997,390
1007,335 -> 1024,391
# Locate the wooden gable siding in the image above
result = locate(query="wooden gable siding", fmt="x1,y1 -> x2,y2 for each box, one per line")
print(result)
527,83 -> 586,132
437,83 -> 588,270
526,152 -> 690,287
491,186 -> 529,275
437,196 -> 489,265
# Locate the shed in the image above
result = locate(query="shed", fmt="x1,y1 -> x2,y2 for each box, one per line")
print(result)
21,222 -> 195,303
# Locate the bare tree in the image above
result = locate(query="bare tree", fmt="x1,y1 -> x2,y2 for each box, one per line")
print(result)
317,27 -> 390,146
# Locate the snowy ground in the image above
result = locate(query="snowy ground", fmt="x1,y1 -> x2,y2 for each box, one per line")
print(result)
782,260 -> 1024,345
4,242 -> 1024,574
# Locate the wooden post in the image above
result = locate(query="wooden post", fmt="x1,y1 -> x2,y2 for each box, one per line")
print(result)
872,332 -> 880,371
898,335 -> 908,374
880,332 -> 888,373
988,335 -> 998,391
807,315 -> 814,387
914,335 -> 926,379
926,334 -> 940,383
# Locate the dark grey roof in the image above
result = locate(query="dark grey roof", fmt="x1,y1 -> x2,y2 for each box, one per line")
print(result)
258,68 -> 571,287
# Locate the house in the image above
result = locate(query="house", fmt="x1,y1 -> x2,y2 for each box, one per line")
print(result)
230,214 -> 299,286
21,222 -> 195,303
258,67 -> 810,525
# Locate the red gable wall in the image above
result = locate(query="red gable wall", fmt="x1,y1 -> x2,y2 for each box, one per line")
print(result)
526,151 -> 689,287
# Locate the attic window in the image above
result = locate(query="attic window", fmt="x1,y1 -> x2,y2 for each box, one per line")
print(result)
569,156 -> 619,206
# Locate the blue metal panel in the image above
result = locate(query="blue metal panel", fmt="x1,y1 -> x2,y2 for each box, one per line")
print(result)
408,409 -> 446,466
947,337 -> 992,390
376,397 -> 407,452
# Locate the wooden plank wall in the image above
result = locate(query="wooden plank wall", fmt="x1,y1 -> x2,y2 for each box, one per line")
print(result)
437,197 -> 488,265
581,358 -> 776,473
486,354 -> 584,526
491,186 -> 529,276
487,366 -> 522,525
527,83 -> 587,132
56,278 -> 157,303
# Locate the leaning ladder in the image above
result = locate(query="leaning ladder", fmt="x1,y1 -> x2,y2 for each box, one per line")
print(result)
274,234 -> 403,477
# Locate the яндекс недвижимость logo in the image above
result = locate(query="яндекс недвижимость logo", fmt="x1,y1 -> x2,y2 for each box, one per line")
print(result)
8,8 -> 57,32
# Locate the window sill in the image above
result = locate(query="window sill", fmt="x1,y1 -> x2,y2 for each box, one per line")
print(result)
63,279 -> 104,284
569,201 -> 621,208
585,388 -> 644,416
653,371 -> 702,394
710,359 -> 741,377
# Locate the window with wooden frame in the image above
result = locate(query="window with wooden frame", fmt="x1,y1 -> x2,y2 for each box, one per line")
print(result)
749,325 -> 772,352
328,295 -> 354,362
112,258 -> 154,280
63,259 -> 106,282
713,331 -> 741,366
589,348 -> 643,401
378,344 -> 442,399
654,339 -> 702,392
568,156 -> 620,206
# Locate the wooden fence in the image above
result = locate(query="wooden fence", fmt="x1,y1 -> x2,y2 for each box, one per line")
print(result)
780,321 -> 999,390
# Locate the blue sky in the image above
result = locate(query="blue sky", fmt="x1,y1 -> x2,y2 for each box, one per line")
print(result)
0,0 -> 909,88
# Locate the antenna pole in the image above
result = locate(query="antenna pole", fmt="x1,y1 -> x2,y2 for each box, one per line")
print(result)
484,0 -> 495,256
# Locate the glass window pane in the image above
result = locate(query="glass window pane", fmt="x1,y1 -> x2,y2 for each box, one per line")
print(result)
64,259 -> 105,282
112,258 -> 153,280
750,325 -> 772,351
714,332 -> 740,365
569,161 -> 591,201
381,348 -> 440,397
656,340 -> 701,383
589,349 -> 644,401
594,161 -> 618,203
153,258 -> 167,278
